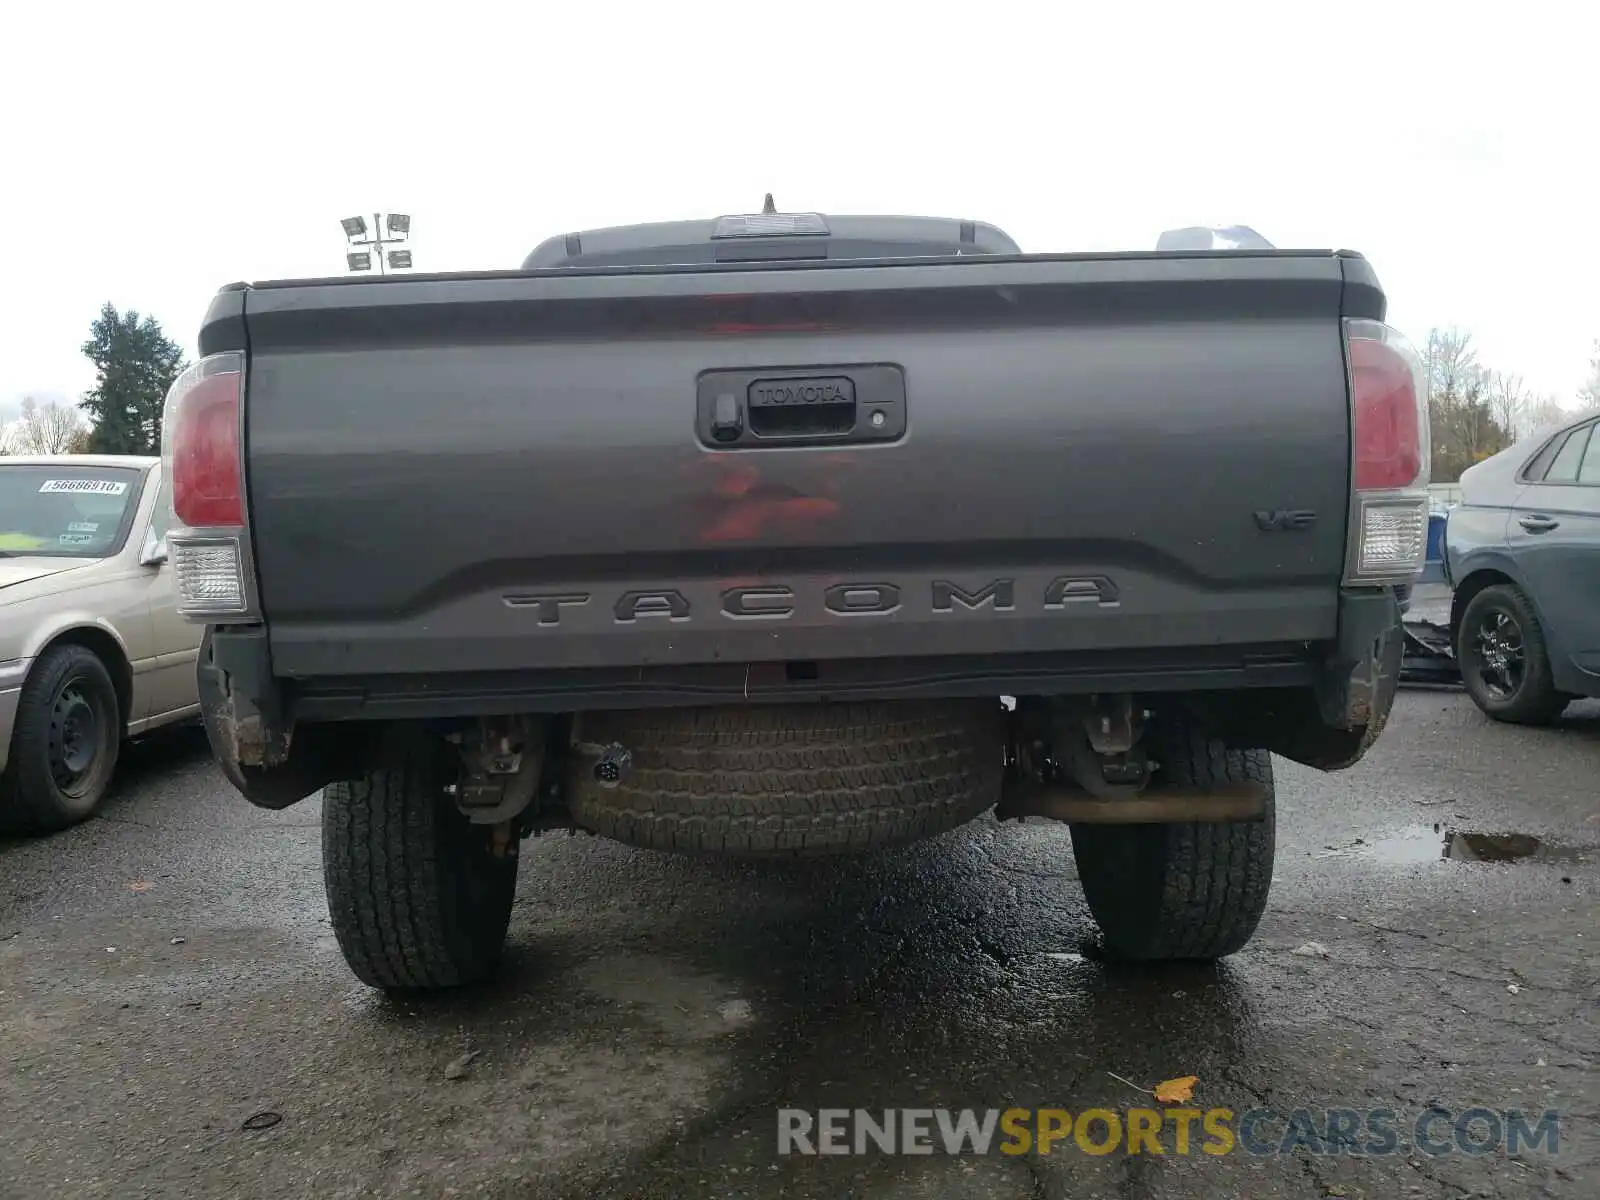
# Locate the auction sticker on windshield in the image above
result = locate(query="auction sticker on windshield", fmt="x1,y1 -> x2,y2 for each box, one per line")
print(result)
39,479 -> 128,494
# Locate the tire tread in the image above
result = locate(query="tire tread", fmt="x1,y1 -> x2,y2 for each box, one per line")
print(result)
567,701 -> 1004,856
1070,718 -> 1274,961
323,736 -> 515,989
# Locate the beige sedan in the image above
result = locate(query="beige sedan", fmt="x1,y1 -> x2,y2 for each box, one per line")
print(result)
0,455 -> 201,832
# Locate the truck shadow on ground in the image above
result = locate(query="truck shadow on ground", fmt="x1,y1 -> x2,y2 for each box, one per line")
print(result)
357,820 -> 1275,1191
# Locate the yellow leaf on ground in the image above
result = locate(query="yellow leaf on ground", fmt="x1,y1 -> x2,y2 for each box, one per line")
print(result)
130,881 -> 154,893
1153,1075 -> 1198,1104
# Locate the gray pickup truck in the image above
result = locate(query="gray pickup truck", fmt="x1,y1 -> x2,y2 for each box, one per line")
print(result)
163,209 -> 1429,991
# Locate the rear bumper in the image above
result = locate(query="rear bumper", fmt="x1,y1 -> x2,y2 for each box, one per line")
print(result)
200,587 -> 1403,808
209,636 -> 1326,724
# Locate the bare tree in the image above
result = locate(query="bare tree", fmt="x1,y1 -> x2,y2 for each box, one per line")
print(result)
12,396 -> 88,455
1409,326 -> 1592,476
1424,327 -> 1511,480
1580,338 -> 1600,408
1424,327 -> 1486,400
1525,395 -> 1569,434
1488,372 -> 1530,441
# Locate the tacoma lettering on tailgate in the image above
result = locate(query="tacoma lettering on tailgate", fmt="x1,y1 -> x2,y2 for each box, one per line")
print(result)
503,576 -> 1119,626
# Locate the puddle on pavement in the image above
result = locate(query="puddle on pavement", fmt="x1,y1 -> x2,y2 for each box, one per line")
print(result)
1347,826 -> 1593,866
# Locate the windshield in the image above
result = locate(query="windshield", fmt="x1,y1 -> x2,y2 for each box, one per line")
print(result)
0,464 -> 143,558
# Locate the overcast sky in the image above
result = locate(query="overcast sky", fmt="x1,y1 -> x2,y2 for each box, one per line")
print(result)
3,1 -> 1596,423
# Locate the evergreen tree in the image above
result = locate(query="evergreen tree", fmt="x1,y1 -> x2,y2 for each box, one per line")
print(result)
80,304 -> 186,454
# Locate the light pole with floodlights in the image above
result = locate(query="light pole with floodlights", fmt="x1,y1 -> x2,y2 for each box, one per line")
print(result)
341,213 -> 413,274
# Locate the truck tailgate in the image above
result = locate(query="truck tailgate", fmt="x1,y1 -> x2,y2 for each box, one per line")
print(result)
239,253 -> 1360,677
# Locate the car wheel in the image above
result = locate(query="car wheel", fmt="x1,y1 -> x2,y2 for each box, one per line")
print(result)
1069,717 -> 1274,961
0,644 -> 123,833
322,732 -> 519,990
1456,584 -> 1570,726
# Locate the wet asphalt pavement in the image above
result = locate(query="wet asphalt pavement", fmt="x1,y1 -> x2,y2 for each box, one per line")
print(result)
3,689 -> 1598,1199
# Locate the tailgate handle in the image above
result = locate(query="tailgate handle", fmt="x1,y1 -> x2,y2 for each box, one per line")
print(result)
696,365 -> 907,450
747,377 -> 857,439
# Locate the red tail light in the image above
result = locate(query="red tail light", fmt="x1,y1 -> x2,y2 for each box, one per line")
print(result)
1347,323 -> 1426,492
165,355 -> 244,528
1342,320 -> 1431,584
160,351 -> 256,620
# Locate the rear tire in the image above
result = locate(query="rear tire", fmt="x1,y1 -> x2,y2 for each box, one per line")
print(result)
0,644 -> 122,834
1456,584 -> 1570,726
1070,719 -> 1274,961
323,734 -> 518,990
566,701 -> 1005,856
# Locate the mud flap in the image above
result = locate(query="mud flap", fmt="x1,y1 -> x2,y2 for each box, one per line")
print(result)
200,628 -> 370,810
1319,590 -> 1401,727
1271,589 -> 1402,770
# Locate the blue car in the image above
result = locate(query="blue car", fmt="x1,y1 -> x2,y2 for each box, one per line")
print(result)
1444,408 -> 1600,722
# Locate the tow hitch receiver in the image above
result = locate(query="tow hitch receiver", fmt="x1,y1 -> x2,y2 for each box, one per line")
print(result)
999,694 -> 1267,824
